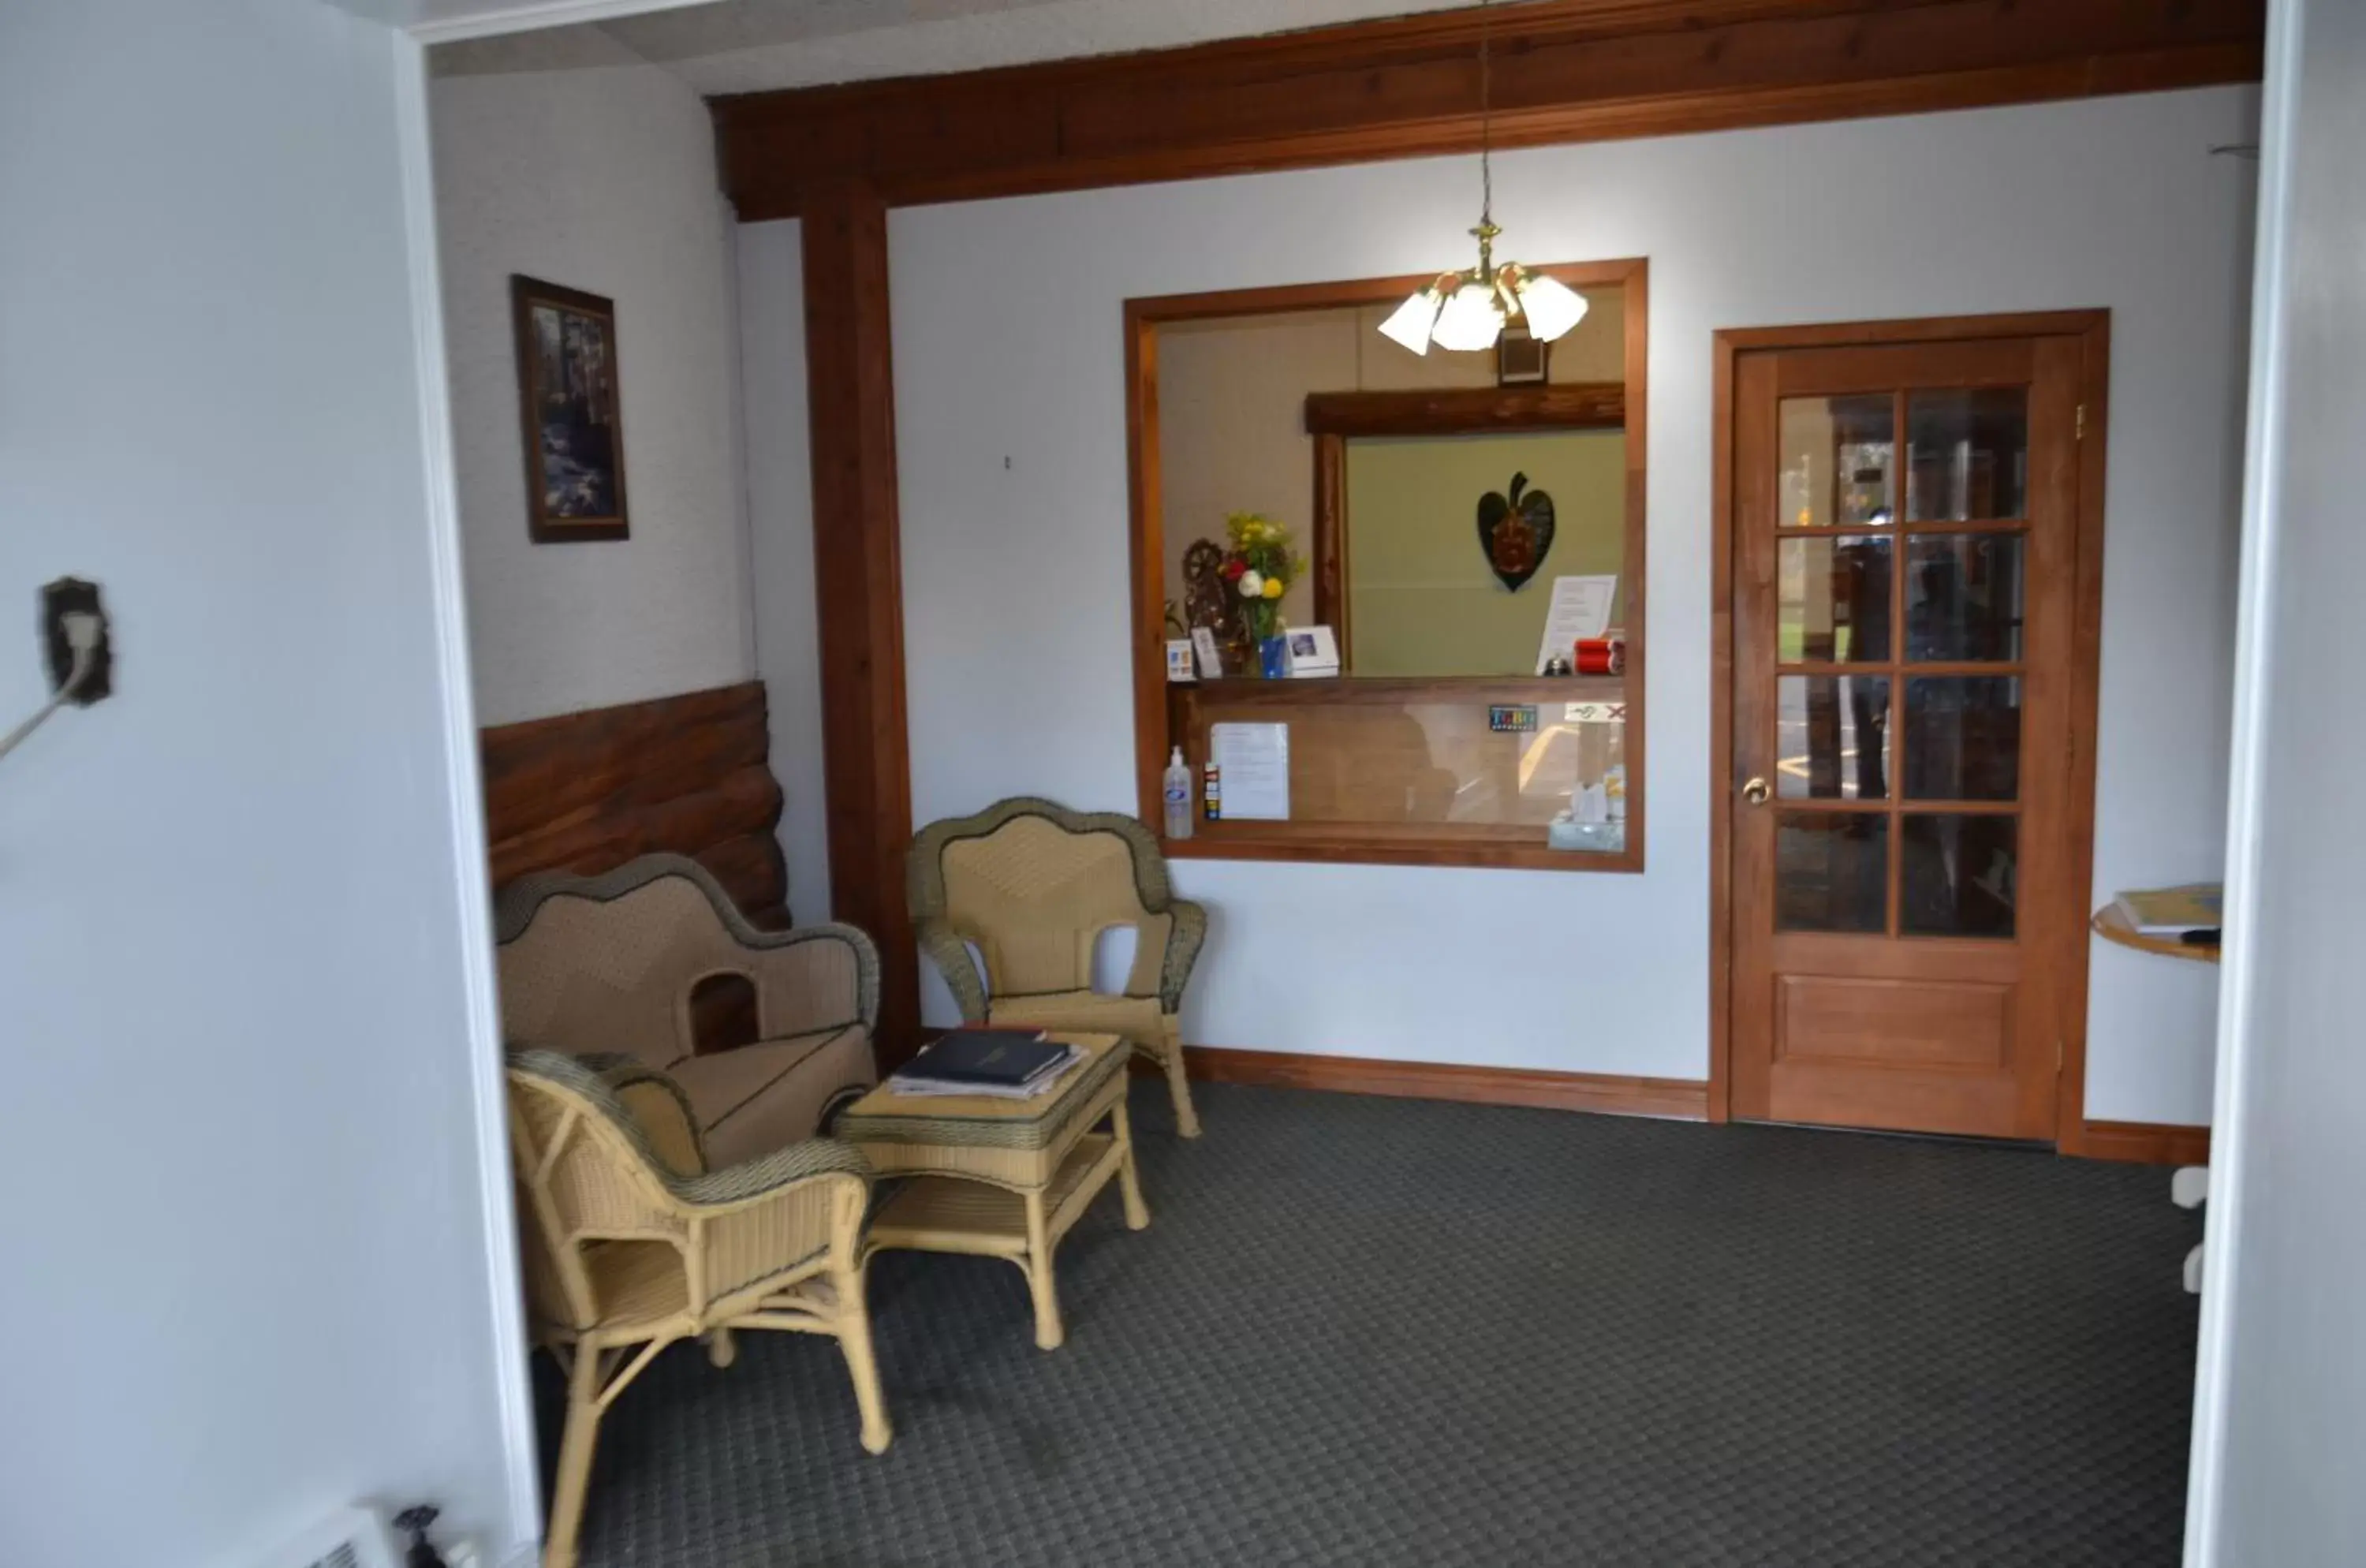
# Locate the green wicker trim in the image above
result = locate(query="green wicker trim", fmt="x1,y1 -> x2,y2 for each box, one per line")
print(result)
1162,898 -> 1206,1013
905,796 -> 1204,1018
670,1137 -> 871,1204
494,853 -> 883,1031
509,1049 -> 872,1203
916,917 -> 989,1023
573,1051 -> 709,1170
835,1042 -> 1130,1152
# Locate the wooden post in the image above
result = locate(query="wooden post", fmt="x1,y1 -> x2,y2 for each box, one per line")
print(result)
800,180 -> 920,1066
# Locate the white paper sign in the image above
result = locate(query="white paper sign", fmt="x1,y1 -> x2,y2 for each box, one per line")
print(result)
1190,626 -> 1225,679
1211,721 -> 1290,820
1535,574 -> 1618,674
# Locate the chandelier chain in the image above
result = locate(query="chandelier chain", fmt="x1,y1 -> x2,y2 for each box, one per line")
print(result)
1479,0 -> 1494,226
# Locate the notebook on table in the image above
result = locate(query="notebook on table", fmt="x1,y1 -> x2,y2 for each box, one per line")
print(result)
2114,883 -> 2223,937
889,1029 -> 1081,1099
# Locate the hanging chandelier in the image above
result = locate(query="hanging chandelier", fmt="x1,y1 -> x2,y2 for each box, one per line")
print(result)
1377,0 -> 1588,356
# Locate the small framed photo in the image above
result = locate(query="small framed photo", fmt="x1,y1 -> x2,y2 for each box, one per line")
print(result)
1190,625 -> 1226,679
1283,624 -> 1341,678
1497,322 -> 1550,386
1165,639 -> 1198,682
512,274 -> 629,542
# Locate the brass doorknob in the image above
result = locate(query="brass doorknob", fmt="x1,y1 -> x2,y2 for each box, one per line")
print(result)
1741,776 -> 1771,805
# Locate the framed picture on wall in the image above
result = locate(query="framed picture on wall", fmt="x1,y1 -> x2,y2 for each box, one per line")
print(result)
510,274 -> 630,542
1496,322 -> 1549,386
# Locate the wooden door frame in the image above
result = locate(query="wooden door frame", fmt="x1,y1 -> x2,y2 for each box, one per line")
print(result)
1706,311 -> 2113,1152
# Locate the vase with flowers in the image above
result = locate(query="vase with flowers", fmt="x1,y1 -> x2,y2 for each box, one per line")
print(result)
1218,510 -> 1306,678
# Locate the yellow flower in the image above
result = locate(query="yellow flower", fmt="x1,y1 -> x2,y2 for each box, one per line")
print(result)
1261,577 -> 1284,599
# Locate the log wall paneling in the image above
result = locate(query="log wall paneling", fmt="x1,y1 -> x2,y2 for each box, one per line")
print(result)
714,0 -> 2264,220
802,180 -> 923,1067
480,681 -> 790,926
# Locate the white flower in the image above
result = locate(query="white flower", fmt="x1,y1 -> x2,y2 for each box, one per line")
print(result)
1237,569 -> 1264,598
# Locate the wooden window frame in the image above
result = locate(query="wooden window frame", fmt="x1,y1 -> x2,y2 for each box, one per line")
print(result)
1125,257 -> 1649,873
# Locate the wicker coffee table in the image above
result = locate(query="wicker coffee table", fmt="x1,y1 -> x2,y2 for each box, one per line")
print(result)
836,1032 -> 1150,1350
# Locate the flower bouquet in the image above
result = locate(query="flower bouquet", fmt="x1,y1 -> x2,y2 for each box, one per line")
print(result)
1218,511 -> 1306,677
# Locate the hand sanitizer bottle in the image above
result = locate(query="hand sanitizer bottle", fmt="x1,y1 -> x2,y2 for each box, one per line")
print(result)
1162,746 -> 1193,840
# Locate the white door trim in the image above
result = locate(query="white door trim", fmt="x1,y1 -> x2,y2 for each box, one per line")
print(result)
386,26 -> 543,1557
2181,0 -> 2301,1561
384,6 -> 748,1555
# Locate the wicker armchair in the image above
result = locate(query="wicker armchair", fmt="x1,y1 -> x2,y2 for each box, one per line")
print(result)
507,1049 -> 891,1568
908,797 -> 1205,1138
496,855 -> 880,1167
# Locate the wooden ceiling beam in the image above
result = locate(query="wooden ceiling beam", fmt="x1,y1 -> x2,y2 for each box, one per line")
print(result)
713,0 -> 2264,220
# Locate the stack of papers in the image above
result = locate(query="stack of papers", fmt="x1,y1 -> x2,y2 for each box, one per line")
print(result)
2114,883 -> 2223,936
888,1043 -> 1083,1100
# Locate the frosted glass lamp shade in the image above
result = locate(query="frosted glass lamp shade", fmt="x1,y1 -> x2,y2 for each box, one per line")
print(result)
1431,281 -> 1504,352
1377,289 -> 1442,355
1517,273 -> 1589,342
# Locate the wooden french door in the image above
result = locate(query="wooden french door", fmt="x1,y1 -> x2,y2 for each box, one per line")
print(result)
1727,324 -> 2095,1141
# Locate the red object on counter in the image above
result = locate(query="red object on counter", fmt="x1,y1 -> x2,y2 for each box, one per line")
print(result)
1574,637 -> 1626,675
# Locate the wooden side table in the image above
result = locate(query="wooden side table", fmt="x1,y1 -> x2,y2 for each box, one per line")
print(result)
835,1032 -> 1150,1350
2091,900 -> 2219,964
2093,899 -> 2219,1292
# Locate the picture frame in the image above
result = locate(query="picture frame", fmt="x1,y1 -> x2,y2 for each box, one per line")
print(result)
511,274 -> 630,542
1190,625 -> 1226,679
1496,321 -> 1550,386
1282,624 -> 1341,678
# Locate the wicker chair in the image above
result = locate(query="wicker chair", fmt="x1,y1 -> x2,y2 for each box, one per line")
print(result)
496,856 -> 881,1167
908,797 -> 1205,1138
506,1049 -> 891,1568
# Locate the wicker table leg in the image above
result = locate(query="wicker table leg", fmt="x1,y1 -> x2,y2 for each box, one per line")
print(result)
1023,1188 -> 1063,1350
1114,1097 -> 1151,1231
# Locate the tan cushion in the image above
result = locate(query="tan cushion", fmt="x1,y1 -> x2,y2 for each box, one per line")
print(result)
987,990 -> 1165,1047
670,1025 -> 877,1169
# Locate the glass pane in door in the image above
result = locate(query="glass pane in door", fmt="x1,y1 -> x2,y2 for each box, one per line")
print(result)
1775,812 -> 1888,932
1905,533 -> 2025,661
1903,677 -> 2021,801
1779,395 -> 1894,528
1907,388 -> 2028,521
1901,814 -> 2017,937
1778,675 -> 1891,800
1779,536 -> 1890,663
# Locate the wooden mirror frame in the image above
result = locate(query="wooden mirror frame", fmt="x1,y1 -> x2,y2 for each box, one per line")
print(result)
1304,380 -> 1627,644
1125,256 -> 1649,873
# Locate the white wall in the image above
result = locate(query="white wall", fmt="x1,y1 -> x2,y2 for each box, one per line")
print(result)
0,3 -> 521,1565
2188,0 -> 2366,1559
797,87 -> 2256,1120
737,220 -> 834,926
433,56 -> 753,726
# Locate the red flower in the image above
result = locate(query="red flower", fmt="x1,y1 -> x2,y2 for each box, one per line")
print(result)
1222,558 -> 1247,580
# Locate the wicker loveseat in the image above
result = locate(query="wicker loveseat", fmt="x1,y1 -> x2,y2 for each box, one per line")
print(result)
496,855 -> 881,1167
908,797 -> 1206,1138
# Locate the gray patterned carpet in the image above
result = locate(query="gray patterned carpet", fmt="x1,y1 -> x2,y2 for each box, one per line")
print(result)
537,1082 -> 2202,1566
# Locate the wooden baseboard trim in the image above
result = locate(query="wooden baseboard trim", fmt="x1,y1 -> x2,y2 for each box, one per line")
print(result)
1176,1045 -> 1708,1122
2077,1119 -> 2211,1166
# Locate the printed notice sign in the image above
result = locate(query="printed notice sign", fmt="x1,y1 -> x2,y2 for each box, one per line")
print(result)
1536,574 -> 1618,674
1210,722 -> 1289,820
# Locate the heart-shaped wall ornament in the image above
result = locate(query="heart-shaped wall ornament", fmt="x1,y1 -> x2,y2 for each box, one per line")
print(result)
1476,471 -> 1555,592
